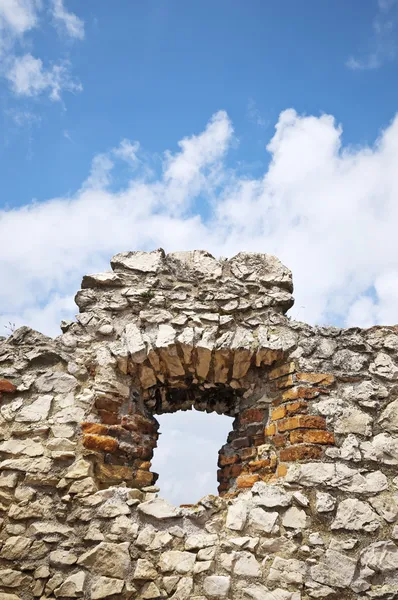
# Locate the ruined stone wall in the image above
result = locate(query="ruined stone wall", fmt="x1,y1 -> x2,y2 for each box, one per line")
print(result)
0,249 -> 397,600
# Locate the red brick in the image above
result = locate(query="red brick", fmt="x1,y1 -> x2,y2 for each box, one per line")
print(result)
239,447 -> 257,460
280,444 -> 323,462
121,414 -> 159,434
231,464 -> 243,477
271,434 -> 288,448
97,409 -> 120,425
232,437 -> 250,450
277,415 -> 327,433
0,379 -> 16,393
281,386 -> 323,401
290,429 -> 335,445
251,434 -> 265,446
218,453 -> 239,467
240,408 -> 266,424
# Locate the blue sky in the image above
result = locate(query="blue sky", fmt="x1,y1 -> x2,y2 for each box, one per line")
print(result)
2,1 -> 398,208
1,0 -> 398,504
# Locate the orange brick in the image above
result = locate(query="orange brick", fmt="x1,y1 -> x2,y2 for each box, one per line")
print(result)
290,429 -> 335,445
277,415 -> 327,433
280,387 -> 322,402
274,375 -> 295,389
133,469 -> 154,487
218,453 -> 239,467
271,406 -> 287,421
82,434 -> 119,453
272,434 -> 288,448
81,422 -> 110,435
277,463 -> 288,478
237,474 -> 260,488
280,444 -> 323,462
248,459 -> 271,472
268,362 -> 296,381
265,423 -> 277,436
0,380 -> 16,393
286,400 -> 308,415
296,373 -> 335,386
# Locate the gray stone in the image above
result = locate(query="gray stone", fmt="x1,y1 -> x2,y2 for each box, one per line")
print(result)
203,575 -> 231,598
311,550 -> 357,588
91,577 -> 124,599
332,498 -> 381,532
77,542 -> 131,578
137,497 -> 181,519
159,551 -> 196,574
226,501 -> 247,531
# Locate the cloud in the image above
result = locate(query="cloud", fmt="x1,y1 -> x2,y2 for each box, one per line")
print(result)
1,108 -> 398,338
0,0 -> 40,36
347,0 -> 398,70
0,0 -> 83,102
6,53 -> 82,100
51,0 -> 84,40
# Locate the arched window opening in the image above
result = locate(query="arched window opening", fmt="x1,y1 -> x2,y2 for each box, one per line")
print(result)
151,409 -> 234,507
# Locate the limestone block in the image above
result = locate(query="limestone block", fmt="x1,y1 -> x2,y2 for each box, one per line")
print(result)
77,542 -> 131,578
310,550 -> 357,588
226,501 -> 247,531
331,498 -> 381,533
111,249 -> 165,273
137,498 -> 181,519
54,571 -> 85,597
159,551 -> 196,574
91,577 -> 124,599
267,556 -> 307,585
203,575 -> 231,598
15,395 -> 53,422
369,352 -> 398,380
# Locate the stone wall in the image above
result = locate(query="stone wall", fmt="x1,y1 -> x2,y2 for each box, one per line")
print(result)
0,249 -> 397,600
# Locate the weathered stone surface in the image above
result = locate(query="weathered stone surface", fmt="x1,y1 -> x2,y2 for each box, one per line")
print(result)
2,249 -> 398,600
138,498 -> 181,519
203,575 -> 231,598
159,551 -> 196,574
77,542 -> 131,578
310,550 -> 357,588
91,577 -> 124,599
332,498 -> 381,533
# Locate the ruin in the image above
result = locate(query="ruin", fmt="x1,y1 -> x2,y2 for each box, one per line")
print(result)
0,249 -> 397,599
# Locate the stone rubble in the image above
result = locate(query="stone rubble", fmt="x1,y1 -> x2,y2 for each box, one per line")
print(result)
0,249 -> 397,599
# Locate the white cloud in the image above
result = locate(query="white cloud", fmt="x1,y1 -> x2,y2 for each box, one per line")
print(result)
51,0 -> 84,40
1,108 -> 398,336
6,53 -> 82,100
347,0 -> 397,70
0,0 -> 83,102
0,0 -> 40,36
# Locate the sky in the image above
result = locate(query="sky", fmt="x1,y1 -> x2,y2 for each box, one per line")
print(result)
1,0 -> 398,505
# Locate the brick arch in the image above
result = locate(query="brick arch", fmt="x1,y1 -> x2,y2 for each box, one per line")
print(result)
66,249 -> 336,497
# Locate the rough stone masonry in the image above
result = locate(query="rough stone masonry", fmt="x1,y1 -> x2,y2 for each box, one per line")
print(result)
0,249 -> 398,600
